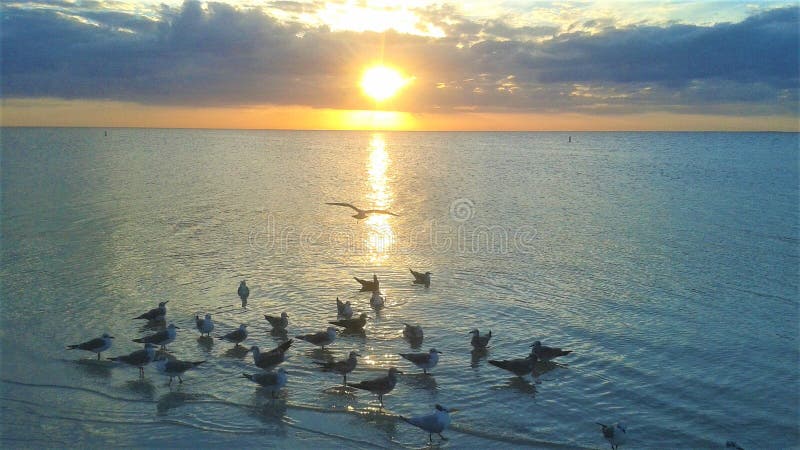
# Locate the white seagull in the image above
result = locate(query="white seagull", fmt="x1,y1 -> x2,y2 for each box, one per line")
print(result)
370,291 -> 385,310
67,333 -> 114,360
243,368 -> 288,398
400,404 -> 459,443
399,348 -> 441,375
409,268 -> 431,288
195,314 -> 214,337
597,422 -> 627,450
336,297 -> 353,318
296,327 -> 337,349
326,202 -> 399,221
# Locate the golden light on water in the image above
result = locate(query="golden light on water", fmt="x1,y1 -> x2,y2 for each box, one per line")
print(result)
365,133 -> 395,262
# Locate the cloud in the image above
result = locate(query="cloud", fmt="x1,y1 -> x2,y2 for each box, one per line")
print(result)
1,1 -> 797,116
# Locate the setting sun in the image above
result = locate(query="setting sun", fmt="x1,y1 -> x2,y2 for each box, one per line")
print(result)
360,66 -> 412,102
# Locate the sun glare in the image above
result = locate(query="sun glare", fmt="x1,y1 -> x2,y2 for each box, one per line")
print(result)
361,66 -> 411,102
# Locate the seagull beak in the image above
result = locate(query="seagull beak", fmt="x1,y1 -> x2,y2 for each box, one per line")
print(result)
448,408 -> 460,413
164,301 -> 169,304
109,336 -> 115,339
437,351 -> 443,354
173,326 -> 181,329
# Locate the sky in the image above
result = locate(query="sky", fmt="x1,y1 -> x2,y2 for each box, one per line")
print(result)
1,0 -> 798,130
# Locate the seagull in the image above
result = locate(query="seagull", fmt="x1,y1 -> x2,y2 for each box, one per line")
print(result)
132,323 -> 179,350
400,404 -> 459,443
238,280 -> 249,307
403,323 -> 424,341
264,312 -> 289,331
242,368 -> 288,398
108,343 -> 158,378
354,274 -> 380,292
399,348 -> 441,375
329,312 -> 368,331
347,367 -> 402,408
488,352 -> 539,377
409,268 -> 431,288
195,314 -> 214,337
313,351 -> 360,385
469,329 -> 492,350
336,297 -> 353,319
154,356 -> 205,385
296,327 -> 337,349
134,301 -> 168,321
326,202 -> 399,221
370,291 -> 385,310
248,340 -> 293,370
67,333 -> 114,360
218,324 -> 248,347
597,422 -> 627,450
531,340 -> 572,361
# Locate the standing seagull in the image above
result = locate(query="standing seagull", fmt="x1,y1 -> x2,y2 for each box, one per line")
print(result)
242,368 -> 288,398
400,404 -> 459,443
531,340 -> 573,361
154,357 -> 205,385
134,301 -> 168,321
67,333 -> 114,360
264,312 -> 289,331
370,291 -> 385,310
248,340 -> 293,370
326,202 -> 399,221
469,329 -> 492,350
399,348 -> 441,375
296,327 -> 337,349
238,280 -> 250,308
409,269 -> 432,288
218,324 -> 248,347
314,351 -> 360,385
336,297 -> 353,318
488,352 -> 538,378
403,324 -> 424,342
347,367 -> 402,408
354,274 -> 380,292
195,314 -> 214,337
108,343 -> 158,378
133,323 -> 179,350
329,312 -> 368,332
597,422 -> 627,450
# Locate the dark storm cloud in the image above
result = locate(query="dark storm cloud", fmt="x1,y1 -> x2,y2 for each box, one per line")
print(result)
1,1 -> 797,115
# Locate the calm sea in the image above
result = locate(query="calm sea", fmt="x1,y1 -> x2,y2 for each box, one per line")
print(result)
1,128 -> 798,448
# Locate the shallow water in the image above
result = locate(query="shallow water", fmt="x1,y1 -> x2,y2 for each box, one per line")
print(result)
2,128 -> 798,448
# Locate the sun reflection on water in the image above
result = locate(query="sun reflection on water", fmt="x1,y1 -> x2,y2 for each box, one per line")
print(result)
365,134 -> 395,262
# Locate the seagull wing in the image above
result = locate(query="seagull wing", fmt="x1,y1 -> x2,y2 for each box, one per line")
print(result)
400,352 -> 430,365
364,209 -> 399,216
326,202 -> 361,212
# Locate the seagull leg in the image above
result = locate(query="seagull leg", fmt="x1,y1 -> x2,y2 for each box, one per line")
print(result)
139,367 -> 144,378
429,434 -> 433,443
179,376 -> 183,384
97,353 -> 101,360
168,377 -> 173,385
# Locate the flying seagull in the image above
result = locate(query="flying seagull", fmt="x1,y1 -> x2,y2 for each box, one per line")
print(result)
264,312 -> 289,331
597,422 -> 627,450
134,301 -> 168,321
313,351 -> 360,385
154,357 -> 205,385
336,297 -> 353,319
469,329 -> 492,350
67,333 -> 114,360
132,323 -> 179,350
108,343 -> 158,378
195,314 -> 214,337
400,404 -> 459,443
409,269 -> 431,288
347,367 -> 402,408
242,368 -> 288,398
531,340 -> 573,361
399,348 -> 441,375
296,327 -> 337,349
326,202 -> 399,221
218,324 -> 248,347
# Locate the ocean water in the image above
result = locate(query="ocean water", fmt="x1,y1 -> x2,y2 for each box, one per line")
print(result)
1,128 -> 797,448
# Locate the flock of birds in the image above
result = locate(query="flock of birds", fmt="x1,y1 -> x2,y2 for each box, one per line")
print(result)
64,203 -> 741,449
